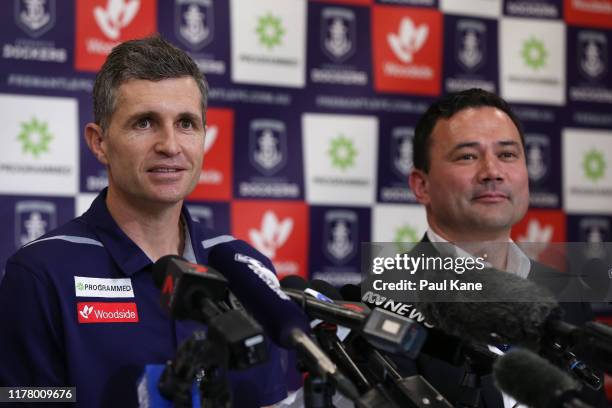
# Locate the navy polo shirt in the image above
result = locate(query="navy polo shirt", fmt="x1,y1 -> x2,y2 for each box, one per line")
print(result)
0,190 -> 288,407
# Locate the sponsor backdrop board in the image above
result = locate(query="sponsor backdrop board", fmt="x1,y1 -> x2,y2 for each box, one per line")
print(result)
1,1 -> 612,304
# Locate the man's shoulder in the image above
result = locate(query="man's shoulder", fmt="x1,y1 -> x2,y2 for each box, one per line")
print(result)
8,216 -> 102,272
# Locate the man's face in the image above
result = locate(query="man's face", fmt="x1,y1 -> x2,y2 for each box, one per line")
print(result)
98,77 -> 205,206
411,107 -> 529,240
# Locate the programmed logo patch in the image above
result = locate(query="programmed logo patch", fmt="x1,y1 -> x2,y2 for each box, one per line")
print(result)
74,276 -> 135,298
175,0 -> 214,50
14,0 -> 55,38
249,119 -> 287,176
77,302 -> 139,323
15,200 -> 56,248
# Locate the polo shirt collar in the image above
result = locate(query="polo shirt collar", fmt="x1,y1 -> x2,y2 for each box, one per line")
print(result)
82,188 -> 201,277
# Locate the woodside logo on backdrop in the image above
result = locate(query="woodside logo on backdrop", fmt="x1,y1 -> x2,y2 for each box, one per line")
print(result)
372,5 -> 442,96
75,0 -> 156,72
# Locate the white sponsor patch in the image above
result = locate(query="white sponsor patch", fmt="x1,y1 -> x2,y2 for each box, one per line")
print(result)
74,276 -> 134,298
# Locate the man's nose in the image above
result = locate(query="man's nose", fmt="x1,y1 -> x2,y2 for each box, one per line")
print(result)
477,153 -> 503,183
154,124 -> 181,156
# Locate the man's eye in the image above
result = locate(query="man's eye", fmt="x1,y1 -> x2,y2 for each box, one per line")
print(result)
500,152 -> 517,159
135,118 -> 151,129
458,153 -> 477,161
179,119 -> 193,130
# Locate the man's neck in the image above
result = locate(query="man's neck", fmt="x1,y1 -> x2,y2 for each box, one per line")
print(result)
105,187 -> 185,262
427,223 -> 511,271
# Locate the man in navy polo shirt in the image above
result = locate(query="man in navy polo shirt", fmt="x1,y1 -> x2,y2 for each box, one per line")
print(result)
0,36 -> 288,407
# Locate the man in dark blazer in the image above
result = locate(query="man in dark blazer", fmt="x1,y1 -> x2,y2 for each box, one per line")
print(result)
394,88 -> 608,407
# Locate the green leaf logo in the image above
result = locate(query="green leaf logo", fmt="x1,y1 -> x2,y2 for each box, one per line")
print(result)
256,13 -> 284,50
521,36 -> 547,70
328,135 -> 357,170
17,117 -> 53,158
582,149 -> 606,182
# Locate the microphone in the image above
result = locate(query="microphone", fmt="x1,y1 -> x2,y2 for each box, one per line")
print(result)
344,283 -> 498,370
206,239 -> 359,400
494,348 -> 594,408
416,267 -> 612,374
151,256 -> 268,370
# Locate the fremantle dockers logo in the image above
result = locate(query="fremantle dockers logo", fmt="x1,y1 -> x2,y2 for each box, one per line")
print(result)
321,7 -> 355,63
524,134 -> 550,184
175,0 -> 214,50
390,127 -> 414,179
15,0 -> 55,38
15,200 -> 56,248
580,218 -> 610,259
578,31 -> 607,81
249,119 -> 287,175
324,210 -> 357,264
456,19 -> 485,72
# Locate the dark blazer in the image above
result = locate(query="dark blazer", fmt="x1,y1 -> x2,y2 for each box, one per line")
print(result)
389,234 -> 608,408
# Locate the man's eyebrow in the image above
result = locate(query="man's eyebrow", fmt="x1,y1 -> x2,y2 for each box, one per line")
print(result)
449,140 -> 521,153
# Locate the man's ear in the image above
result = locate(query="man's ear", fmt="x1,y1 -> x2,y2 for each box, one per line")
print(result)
84,123 -> 109,166
409,169 -> 430,205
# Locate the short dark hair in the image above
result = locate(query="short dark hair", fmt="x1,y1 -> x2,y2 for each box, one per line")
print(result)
93,35 -> 208,131
413,88 -> 524,173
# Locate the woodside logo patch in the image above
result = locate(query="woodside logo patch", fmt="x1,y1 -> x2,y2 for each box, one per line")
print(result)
77,302 -> 139,323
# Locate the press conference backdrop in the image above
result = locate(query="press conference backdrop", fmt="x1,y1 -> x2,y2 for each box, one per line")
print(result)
1,0 -> 612,291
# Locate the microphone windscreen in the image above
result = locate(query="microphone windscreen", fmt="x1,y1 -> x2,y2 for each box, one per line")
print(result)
207,239 -> 310,348
280,274 -> 309,291
311,279 -> 343,301
417,268 -> 562,346
152,254 -> 185,288
340,284 -> 361,302
493,348 -> 581,408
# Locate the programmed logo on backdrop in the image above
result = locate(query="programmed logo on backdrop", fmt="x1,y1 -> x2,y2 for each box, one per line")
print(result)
372,5 -> 442,96
157,0 -> 229,78
233,110 -> 303,200
232,201 -> 308,279
500,18 -> 565,105
504,0 -> 561,19
377,117 -> 419,203
302,113 -> 378,205
188,108 -> 233,201
310,206 -> 370,286
0,94 -> 78,196
1,0 -> 70,70
372,204 -> 428,253
563,128 -> 612,213
443,16 -> 497,94
307,3 -> 370,88
75,0 -> 157,72
230,0 -> 306,88
568,28 -> 612,104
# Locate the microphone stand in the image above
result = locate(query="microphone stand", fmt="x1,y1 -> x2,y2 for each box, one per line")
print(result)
455,343 -> 495,408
